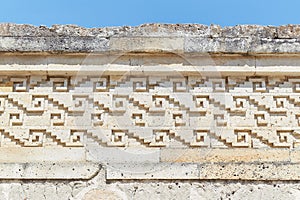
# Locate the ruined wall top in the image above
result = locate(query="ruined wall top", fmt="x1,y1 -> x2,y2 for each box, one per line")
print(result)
1,23 -> 300,53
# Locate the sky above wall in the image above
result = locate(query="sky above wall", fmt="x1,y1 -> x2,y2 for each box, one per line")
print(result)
0,0 -> 299,27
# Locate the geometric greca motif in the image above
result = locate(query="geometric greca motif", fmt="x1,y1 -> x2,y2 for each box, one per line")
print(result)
1,75 -> 300,149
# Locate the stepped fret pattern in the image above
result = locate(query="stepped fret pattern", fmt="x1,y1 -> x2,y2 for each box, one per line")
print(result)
1,75 -> 300,148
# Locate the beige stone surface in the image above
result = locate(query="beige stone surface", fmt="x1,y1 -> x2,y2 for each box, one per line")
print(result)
290,150 -> 300,163
199,162 -> 300,180
0,162 -> 99,179
106,163 -> 199,180
83,189 -> 123,200
160,148 -> 291,163
0,147 -> 85,162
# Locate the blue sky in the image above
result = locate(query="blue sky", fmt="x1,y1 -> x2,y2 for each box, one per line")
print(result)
0,0 -> 299,27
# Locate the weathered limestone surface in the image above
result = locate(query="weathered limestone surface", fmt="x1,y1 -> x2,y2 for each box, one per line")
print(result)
1,23 -> 300,53
2,169 -> 300,200
2,23 -> 300,199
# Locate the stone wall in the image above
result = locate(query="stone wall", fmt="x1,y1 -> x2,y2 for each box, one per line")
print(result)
1,23 -> 300,199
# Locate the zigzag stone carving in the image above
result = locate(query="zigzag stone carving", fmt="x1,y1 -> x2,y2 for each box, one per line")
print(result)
1,75 -> 300,149
3,24 -> 300,185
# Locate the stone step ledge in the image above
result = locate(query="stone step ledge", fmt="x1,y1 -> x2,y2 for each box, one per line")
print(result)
0,161 -> 100,180
106,162 -> 300,180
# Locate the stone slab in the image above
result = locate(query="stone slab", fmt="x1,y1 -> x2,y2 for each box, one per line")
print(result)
0,36 -> 109,52
0,162 -> 100,180
86,144 -> 160,163
160,149 -> 291,163
5,64 -> 300,77
110,37 -> 184,52
199,162 -> 300,180
1,24 -> 300,53
0,147 -> 86,162
106,163 -> 199,180
106,162 -> 300,180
